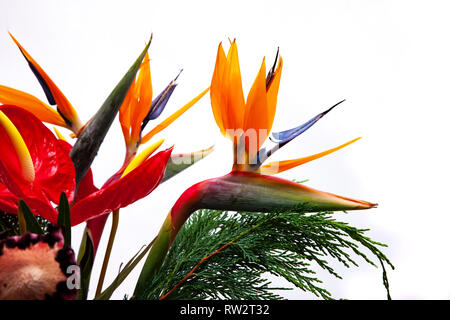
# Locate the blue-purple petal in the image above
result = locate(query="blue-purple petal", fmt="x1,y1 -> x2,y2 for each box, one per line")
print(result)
270,100 -> 345,146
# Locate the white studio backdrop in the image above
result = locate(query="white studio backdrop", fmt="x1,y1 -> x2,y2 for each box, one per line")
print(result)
0,0 -> 449,299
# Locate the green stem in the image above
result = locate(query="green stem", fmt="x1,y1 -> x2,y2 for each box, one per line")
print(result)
95,209 -> 120,298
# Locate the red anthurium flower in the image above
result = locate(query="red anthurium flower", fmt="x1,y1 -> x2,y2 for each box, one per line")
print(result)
0,105 -> 75,222
0,105 -> 173,228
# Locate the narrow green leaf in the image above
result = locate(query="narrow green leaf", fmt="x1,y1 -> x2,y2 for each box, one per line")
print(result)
70,37 -> 152,190
57,192 -> 71,247
161,146 -> 214,183
77,230 -> 95,300
17,199 -> 44,234
96,239 -> 154,300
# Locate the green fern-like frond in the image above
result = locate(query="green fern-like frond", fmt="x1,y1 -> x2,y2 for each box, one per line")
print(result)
143,209 -> 393,300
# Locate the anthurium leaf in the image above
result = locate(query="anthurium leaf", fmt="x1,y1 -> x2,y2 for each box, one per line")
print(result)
70,38 -> 152,189
17,199 -> 44,235
57,192 -> 71,247
77,229 -> 95,300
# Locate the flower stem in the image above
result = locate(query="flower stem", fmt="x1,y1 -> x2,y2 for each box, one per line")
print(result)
95,209 -> 120,298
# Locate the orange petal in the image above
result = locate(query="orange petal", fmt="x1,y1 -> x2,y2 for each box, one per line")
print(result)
140,87 -> 209,144
210,43 -> 227,135
130,52 -> 153,144
260,137 -> 361,175
266,56 -> 283,134
222,40 -> 245,133
119,78 -> 136,145
243,58 -> 268,155
0,85 -> 66,128
9,33 -> 82,134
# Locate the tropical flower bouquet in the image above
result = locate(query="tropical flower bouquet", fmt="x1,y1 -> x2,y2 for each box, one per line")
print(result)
0,33 -> 392,300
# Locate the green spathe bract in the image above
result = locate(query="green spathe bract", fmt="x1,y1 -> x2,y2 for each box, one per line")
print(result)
69,39 -> 152,190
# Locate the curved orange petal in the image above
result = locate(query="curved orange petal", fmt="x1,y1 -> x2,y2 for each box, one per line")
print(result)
119,79 -> 136,145
130,52 -> 152,144
266,56 -> 283,134
210,43 -> 227,135
243,58 -> 268,155
222,40 -> 245,133
9,33 -> 82,134
0,85 -> 67,128
260,137 -> 361,175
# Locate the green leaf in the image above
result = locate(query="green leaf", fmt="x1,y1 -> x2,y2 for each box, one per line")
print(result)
77,229 -> 95,300
96,239 -> 155,300
17,199 -> 44,235
70,37 -> 152,189
57,192 -> 71,247
161,146 -> 214,183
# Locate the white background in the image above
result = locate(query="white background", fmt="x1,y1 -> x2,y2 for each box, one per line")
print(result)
0,0 -> 449,299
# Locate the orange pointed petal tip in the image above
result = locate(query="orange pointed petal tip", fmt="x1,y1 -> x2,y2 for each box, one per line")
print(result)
0,85 -> 66,128
127,51 -> 153,146
224,40 -> 245,132
0,110 -> 35,184
140,86 -> 210,145
210,42 -> 227,135
211,41 -> 283,147
266,53 -> 283,133
8,32 -> 82,134
266,47 -> 283,90
210,39 -> 246,137
260,137 -> 361,175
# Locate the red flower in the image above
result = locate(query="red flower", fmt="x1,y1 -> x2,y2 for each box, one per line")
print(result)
0,105 -> 172,226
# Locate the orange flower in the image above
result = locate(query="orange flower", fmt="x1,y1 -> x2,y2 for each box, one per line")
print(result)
118,46 -> 209,166
211,41 -> 282,165
0,33 -> 83,135
211,41 -> 358,174
134,42 -> 376,293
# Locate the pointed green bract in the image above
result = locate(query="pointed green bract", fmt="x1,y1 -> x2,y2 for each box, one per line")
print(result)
57,192 -> 71,247
77,229 -> 95,300
17,199 -> 44,235
161,146 -> 214,183
70,39 -> 152,190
